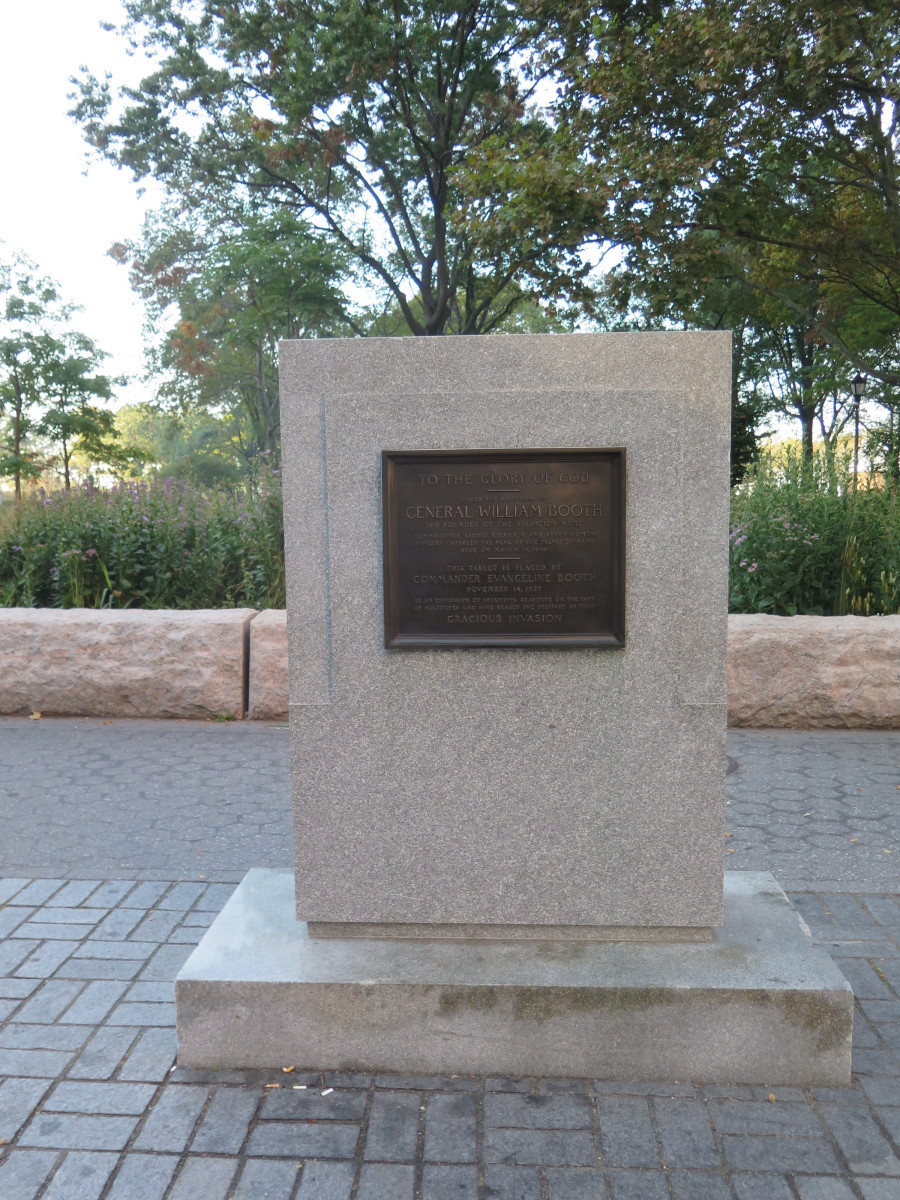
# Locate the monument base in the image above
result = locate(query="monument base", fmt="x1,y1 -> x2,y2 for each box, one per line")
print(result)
175,870 -> 853,1085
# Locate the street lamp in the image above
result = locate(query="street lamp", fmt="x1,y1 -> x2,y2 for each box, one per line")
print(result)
851,372 -> 866,487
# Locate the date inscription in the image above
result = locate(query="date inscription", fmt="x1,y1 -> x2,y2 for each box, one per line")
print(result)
382,449 -> 624,647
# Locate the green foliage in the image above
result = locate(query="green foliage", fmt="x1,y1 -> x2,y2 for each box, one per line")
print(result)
113,403 -> 248,488
73,0 -> 568,338
0,466 -> 285,609
729,448 -> 900,615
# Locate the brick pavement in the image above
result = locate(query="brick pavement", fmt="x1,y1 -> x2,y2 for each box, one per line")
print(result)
0,724 -> 899,1197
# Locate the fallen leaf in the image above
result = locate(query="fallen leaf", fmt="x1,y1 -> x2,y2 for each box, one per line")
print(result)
28,711 -> 41,720
768,1093 -> 777,1103
883,849 -> 892,854
727,848 -> 735,853
102,720 -> 112,725
850,838 -> 858,843
282,1066 -> 295,1074
724,832 -> 732,838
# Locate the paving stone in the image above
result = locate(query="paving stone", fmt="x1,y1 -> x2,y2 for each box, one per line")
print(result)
59,980 -> 129,1025
192,883 -> 236,911
0,908 -> 36,938
0,938 -> 40,974
357,1162 -> 416,1200
857,1183 -> 900,1200
0,1077 -> 52,1141
261,1086 -> 367,1120
90,908 -> 146,941
364,1090 -> 421,1161
295,1159 -> 356,1199
654,1098 -> 720,1167
795,1175 -> 857,1199
105,1153 -> 179,1200
819,1104 -> 900,1174
595,1096 -> 660,1167
157,882 -> 206,910
55,957 -> 144,980
668,1168 -> 733,1200
14,979 -> 84,1023
0,1023 -> 92,1050
722,1134 -> 840,1173
28,906 -> 104,925
0,1048 -> 76,1077
0,977 -> 37,999
167,1155 -> 237,1200
125,982 -> 174,1003
422,1163 -> 480,1199
117,1027 -> 175,1081
190,1086 -> 259,1153
133,1085 -> 207,1151
594,1082 -> 696,1097
485,1092 -> 592,1129
43,1081 -> 156,1115
708,1099 -> 823,1136
68,1026 -> 139,1080
482,1164 -> 542,1199
607,1168 -> 670,1200
0,878 -> 29,904
731,1172 -> 797,1200
18,920 -> 97,940
137,943 -> 193,981
20,1112 -> 138,1151
0,1149 -> 59,1200
107,1000 -> 175,1025
424,1091 -> 477,1163
87,882 -> 137,908
247,1120 -> 361,1158
120,881 -> 169,909
810,1088 -> 866,1105
0,996 -> 17,1019
41,1150 -> 118,1200
545,1167 -> 609,1198
232,1158 -> 301,1199
74,940 -> 156,960
483,1127 -> 596,1166
14,880 -> 65,905
14,940 -> 79,978
129,910 -> 184,942
860,1077 -> 900,1106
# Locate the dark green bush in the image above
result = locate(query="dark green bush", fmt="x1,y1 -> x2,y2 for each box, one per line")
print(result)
0,463 -> 285,609
729,448 -> 900,616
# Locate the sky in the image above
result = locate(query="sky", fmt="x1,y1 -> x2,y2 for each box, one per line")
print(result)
0,0 -> 164,406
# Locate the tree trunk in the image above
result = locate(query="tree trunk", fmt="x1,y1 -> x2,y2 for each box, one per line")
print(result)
62,439 -> 71,490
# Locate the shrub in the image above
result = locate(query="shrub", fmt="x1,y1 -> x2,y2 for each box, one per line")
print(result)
0,462 -> 285,609
729,447 -> 900,616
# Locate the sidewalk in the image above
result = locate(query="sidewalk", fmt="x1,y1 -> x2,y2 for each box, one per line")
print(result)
0,722 -> 899,1199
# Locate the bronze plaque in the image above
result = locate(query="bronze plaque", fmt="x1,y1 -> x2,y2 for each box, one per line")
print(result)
383,449 -> 625,647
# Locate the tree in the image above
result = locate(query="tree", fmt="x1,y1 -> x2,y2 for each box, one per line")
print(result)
0,253 -> 66,501
465,0 -> 900,377
72,0 -> 577,338
0,249 -> 121,497
37,333 -> 118,488
112,202 -> 353,461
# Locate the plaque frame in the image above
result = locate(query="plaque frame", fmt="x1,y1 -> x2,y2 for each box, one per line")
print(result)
382,448 -> 625,649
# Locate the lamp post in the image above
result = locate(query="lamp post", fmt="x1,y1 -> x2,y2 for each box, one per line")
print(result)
851,372 -> 866,488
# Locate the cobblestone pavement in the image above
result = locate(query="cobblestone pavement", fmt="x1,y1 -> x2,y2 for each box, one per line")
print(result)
0,719 -> 898,889
1,878 -> 900,1198
0,721 -> 899,1197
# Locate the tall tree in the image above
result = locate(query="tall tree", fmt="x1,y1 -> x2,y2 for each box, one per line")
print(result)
37,333 -> 117,489
113,203 -> 352,460
466,0 -> 900,377
73,0 -> 575,337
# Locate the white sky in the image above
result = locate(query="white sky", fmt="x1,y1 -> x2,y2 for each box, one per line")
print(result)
0,0 -> 163,406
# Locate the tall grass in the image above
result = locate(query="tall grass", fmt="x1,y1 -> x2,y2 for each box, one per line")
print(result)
729,447 -> 900,616
0,464 -> 285,609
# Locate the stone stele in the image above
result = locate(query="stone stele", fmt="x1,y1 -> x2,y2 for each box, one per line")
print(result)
176,332 -> 853,1082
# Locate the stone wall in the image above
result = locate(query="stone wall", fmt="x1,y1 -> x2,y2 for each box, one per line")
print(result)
727,614 -> 900,729
0,608 -> 255,720
0,609 -> 897,726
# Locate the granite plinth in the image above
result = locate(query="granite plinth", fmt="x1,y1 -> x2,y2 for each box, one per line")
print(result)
280,332 -> 732,933
175,869 -> 853,1084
